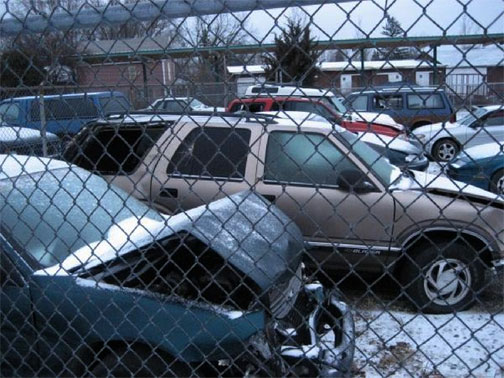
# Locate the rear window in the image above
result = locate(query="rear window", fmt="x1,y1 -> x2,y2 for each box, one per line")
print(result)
30,97 -> 98,121
66,125 -> 167,175
407,94 -> 444,109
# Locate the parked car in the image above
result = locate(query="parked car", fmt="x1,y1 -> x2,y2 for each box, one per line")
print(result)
447,142 -> 504,194
259,111 -> 428,171
345,86 -> 456,130
0,91 -> 131,137
0,154 -> 354,377
0,126 -> 61,156
65,113 -> 504,313
146,97 -> 226,112
357,132 -> 429,171
413,105 -> 504,162
228,96 -> 406,138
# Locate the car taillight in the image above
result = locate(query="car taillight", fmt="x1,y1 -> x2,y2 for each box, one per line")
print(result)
450,113 -> 456,123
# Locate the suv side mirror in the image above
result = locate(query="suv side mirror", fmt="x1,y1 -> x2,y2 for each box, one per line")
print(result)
337,169 -> 375,194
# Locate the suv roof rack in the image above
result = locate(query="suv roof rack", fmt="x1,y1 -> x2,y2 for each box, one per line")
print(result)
104,110 -> 278,124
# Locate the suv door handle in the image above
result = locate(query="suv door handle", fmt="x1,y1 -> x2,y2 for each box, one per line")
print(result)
159,188 -> 178,198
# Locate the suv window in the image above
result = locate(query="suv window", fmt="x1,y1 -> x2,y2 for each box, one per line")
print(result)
167,127 -> 251,180
348,95 -> 368,111
407,94 -> 444,109
30,98 -> 98,121
68,125 -> 166,174
373,95 -> 403,110
264,131 -> 359,187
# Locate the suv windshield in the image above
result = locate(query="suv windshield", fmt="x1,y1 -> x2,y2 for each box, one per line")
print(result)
336,131 -> 401,186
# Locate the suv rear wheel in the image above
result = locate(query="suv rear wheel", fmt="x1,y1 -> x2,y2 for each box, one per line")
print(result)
433,138 -> 459,162
401,241 -> 485,313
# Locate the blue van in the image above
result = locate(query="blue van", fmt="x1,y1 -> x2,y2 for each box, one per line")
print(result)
0,92 -> 131,136
345,86 -> 456,131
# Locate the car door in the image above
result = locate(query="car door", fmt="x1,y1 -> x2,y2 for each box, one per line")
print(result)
0,241 -> 37,376
254,130 -> 396,272
150,123 -> 261,214
466,110 -> 504,148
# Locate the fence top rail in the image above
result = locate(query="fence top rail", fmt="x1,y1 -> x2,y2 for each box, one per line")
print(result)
0,0 -> 357,36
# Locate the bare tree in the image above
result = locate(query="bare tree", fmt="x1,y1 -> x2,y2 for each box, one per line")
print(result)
179,14 -> 253,82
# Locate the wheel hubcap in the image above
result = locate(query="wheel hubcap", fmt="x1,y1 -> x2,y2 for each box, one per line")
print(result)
424,258 -> 471,306
497,176 -> 504,194
438,143 -> 457,161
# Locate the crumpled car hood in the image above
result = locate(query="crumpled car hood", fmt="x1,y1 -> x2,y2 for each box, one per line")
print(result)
37,191 -> 305,291
407,170 -> 503,206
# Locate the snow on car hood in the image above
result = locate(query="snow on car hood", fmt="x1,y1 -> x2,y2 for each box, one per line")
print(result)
404,170 -> 503,205
36,191 -> 305,290
351,112 -> 404,131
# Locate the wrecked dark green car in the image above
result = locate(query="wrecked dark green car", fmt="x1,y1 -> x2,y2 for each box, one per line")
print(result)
0,155 -> 354,377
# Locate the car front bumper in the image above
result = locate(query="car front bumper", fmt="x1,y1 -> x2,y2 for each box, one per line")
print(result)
248,283 -> 355,377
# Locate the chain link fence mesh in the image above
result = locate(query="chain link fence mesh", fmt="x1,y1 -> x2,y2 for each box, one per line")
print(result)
1,0 -> 503,376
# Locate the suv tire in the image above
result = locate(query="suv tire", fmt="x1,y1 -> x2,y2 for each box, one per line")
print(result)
433,138 -> 459,162
401,240 -> 485,313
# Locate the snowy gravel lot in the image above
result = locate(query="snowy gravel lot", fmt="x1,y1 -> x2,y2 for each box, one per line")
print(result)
347,270 -> 504,377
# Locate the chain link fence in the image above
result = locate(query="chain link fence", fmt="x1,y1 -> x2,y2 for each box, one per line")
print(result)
1,0 -> 503,376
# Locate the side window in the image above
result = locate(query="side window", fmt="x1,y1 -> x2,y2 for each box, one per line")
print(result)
30,98 -> 98,121
167,127 -> 251,180
0,103 -> 20,123
374,95 -> 403,110
270,102 -> 280,111
99,96 -> 131,114
246,103 -> 265,112
407,94 -> 444,109
484,111 -> 504,126
68,125 -> 167,174
264,132 -> 360,187
164,101 -> 187,112
229,103 -> 243,112
349,95 -> 368,111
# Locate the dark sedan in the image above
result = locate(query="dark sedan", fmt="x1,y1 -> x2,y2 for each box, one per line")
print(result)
447,142 -> 504,195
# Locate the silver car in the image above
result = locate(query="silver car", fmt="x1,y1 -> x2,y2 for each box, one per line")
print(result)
413,105 -> 504,161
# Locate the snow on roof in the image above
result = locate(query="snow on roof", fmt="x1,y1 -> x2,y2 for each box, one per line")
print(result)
227,59 -> 441,75
437,44 -> 504,68
0,155 -> 70,180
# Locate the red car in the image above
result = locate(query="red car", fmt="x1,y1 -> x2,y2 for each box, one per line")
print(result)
227,97 -> 406,137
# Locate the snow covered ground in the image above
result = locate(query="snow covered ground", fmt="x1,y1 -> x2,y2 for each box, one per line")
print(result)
353,309 -> 504,376
343,271 -> 504,377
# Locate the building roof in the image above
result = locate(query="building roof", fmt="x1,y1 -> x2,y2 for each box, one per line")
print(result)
436,44 -> 504,68
227,59 -> 443,76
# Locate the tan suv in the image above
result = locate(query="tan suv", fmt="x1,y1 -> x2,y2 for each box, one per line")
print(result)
65,113 -> 504,313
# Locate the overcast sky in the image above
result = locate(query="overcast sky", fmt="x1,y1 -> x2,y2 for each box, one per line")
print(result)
1,0 -> 502,43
